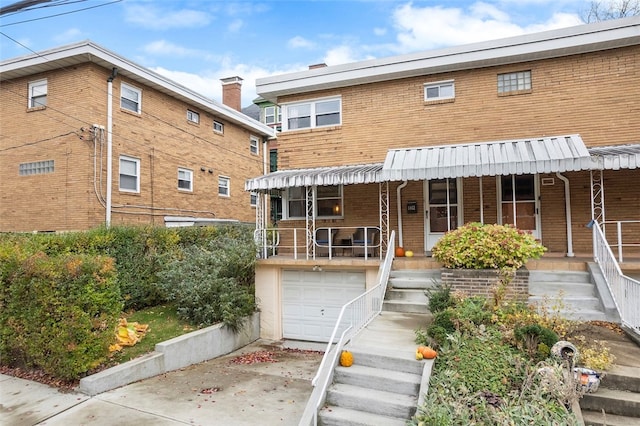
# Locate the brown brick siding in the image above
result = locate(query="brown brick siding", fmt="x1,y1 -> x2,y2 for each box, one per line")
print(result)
441,268 -> 529,301
0,63 -> 263,232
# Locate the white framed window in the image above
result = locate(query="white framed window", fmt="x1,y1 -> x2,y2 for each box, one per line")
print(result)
178,168 -> 193,191
19,160 -> 54,175
264,106 -> 281,125
284,185 -> 343,219
28,79 -> 47,108
121,83 -> 142,113
424,80 -> 455,101
498,71 -> 531,94
119,155 -> 140,193
187,110 -> 200,124
250,136 -> 260,155
213,120 -> 224,134
250,192 -> 258,207
218,176 -> 230,197
282,97 -> 341,131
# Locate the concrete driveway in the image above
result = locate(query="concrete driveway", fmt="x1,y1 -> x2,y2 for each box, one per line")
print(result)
2,340 -> 324,426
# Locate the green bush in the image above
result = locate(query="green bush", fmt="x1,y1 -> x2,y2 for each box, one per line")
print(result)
515,324 -> 559,360
0,251 -> 122,380
427,309 -> 456,345
157,227 -> 257,331
431,222 -> 546,270
425,281 -> 453,313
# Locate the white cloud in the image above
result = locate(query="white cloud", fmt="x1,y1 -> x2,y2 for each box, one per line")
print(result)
323,45 -> 375,66
374,27 -> 387,36
124,5 -> 211,30
228,19 -> 243,32
288,36 -> 316,49
53,28 -> 83,44
142,40 -> 221,63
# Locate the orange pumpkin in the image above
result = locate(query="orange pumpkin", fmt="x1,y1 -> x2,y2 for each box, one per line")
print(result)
339,350 -> 354,367
419,346 -> 437,359
395,247 -> 405,257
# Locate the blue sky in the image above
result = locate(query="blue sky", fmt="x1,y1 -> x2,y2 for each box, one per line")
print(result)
0,0 -> 590,106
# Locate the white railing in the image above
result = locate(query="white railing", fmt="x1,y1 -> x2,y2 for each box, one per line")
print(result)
602,220 -> 640,263
299,231 -> 396,426
255,226 -> 382,260
593,222 -> 640,338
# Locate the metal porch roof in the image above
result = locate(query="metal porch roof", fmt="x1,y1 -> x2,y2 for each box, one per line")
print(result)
245,163 -> 383,191
589,144 -> 640,170
381,135 -> 594,180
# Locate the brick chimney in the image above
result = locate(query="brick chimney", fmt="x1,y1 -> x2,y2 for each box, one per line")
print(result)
220,76 -> 243,111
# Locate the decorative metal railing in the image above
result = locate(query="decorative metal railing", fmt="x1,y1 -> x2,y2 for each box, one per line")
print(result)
298,231 -> 396,426
602,220 -> 640,263
593,222 -> 640,338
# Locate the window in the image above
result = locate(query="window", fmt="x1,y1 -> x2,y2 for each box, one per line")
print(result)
498,71 -> 531,94
119,156 -> 140,192
121,83 -> 141,113
19,160 -> 54,175
28,79 -> 47,108
187,110 -> 200,124
218,176 -> 230,197
264,106 -> 281,125
213,120 -> 224,133
284,185 -> 343,219
178,168 -> 193,191
250,136 -> 260,155
283,97 -> 341,131
269,149 -> 278,172
250,192 -> 258,207
424,80 -> 455,101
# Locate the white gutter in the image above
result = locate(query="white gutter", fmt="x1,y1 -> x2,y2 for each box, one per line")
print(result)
106,69 -> 116,227
556,172 -> 575,257
396,181 -> 408,247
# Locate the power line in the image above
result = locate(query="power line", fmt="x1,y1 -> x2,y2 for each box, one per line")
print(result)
0,130 -> 79,152
0,0 -> 121,27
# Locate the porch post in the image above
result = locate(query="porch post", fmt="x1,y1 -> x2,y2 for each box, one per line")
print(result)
379,182 -> 389,256
256,192 -> 267,258
479,176 -> 484,224
590,169 -> 605,224
306,186 -> 315,259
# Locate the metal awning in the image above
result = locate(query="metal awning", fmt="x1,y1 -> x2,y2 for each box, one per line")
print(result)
589,144 -> 640,170
381,134 -> 595,180
245,163 -> 383,191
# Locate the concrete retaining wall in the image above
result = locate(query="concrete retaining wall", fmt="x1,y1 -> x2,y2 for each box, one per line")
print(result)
79,313 -> 260,396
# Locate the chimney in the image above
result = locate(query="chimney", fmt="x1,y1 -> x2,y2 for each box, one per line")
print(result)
309,63 -> 327,70
220,76 -> 243,111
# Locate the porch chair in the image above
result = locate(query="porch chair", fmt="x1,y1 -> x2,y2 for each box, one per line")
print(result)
315,228 -> 339,257
350,227 -> 380,257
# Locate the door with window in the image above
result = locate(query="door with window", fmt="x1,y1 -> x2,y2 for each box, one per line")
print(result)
424,178 -> 462,251
498,175 -> 540,239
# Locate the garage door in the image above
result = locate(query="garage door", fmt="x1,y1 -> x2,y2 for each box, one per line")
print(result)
282,269 -> 366,342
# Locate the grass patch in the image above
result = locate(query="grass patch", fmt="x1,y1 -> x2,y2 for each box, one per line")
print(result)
111,305 -> 198,363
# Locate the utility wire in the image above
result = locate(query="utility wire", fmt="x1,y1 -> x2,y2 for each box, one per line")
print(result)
0,0 -> 121,27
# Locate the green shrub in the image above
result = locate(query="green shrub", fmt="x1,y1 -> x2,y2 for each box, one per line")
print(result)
431,222 -> 546,270
0,251 -> 121,380
515,324 -> 559,360
157,226 -> 257,331
427,309 -> 456,345
425,281 -> 453,313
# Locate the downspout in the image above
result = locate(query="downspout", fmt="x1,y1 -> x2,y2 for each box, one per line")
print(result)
106,67 -> 118,227
396,181 -> 408,248
556,172 -> 575,257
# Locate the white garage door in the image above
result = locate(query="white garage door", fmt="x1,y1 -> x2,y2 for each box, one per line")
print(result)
282,269 -> 366,342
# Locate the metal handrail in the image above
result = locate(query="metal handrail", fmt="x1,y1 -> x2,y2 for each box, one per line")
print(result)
593,222 -> 640,337
298,231 -> 396,425
602,220 -> 640,263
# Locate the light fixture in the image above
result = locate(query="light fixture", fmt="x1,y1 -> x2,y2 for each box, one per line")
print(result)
312,265 -> 323,272
200,167 -> 206,172
333,203 -> 341,214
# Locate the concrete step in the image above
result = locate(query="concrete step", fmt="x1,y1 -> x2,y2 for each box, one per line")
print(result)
529,270 -> 592,283
333,364 -> 421,395
528,295 -> 603,311
582,410 -> 640,426
386,288 -> 428,303
604,365 -> 640,393
580,387 -> 640,418
528,281 -> 597,297
388,270 -> 440,289
318,405 -> 408,426
325,383 -> 417,419
383,300 -> 430,314
347,348 -> 424,375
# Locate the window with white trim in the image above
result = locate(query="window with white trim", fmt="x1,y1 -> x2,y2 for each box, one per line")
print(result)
19,160 -> 54,175
121,83 -> 142,113
284,185 -> 343,219
28,79 -> 47,108
283,97 -> 341,131
119,155 -> 140,192
498,71 -> 531,94
250,192 -> 258,207
187,110 -> 200,124
178,168 -> 193,191
264,106 -> 281,125
250,136 -> 260,155
218,176 -> 230,197
424,80 -> 455,101
213,120 -> 224,133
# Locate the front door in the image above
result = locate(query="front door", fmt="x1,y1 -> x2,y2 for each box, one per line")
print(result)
424,178 -> 462,251
498,174 -> 540,239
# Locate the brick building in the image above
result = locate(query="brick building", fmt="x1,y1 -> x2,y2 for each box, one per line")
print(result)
246,17 -> 640,342
0,41 -> 275,232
